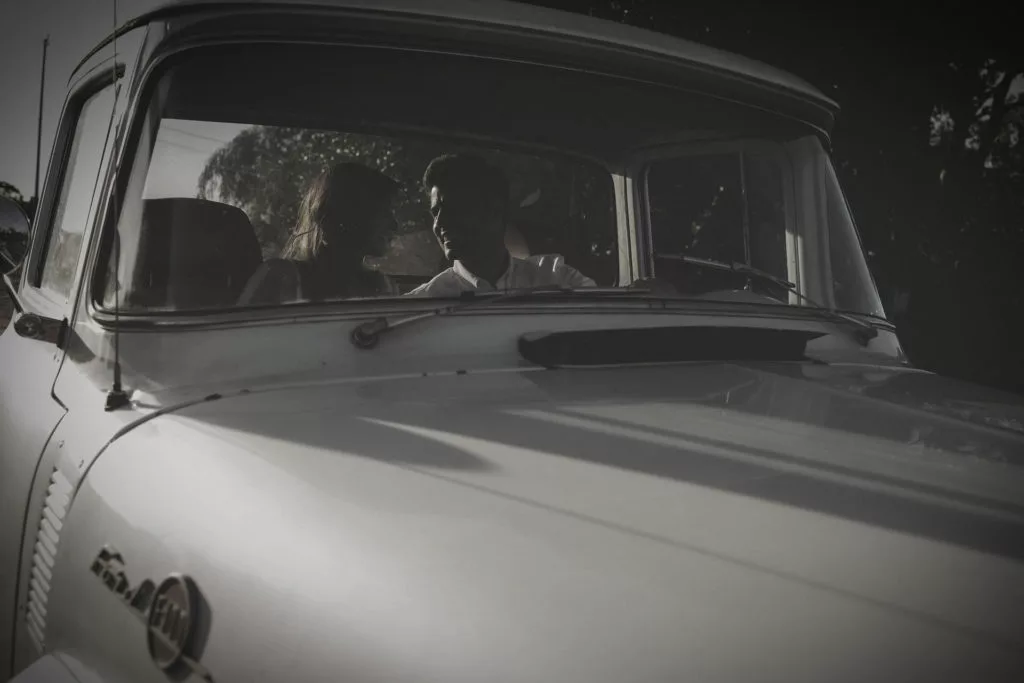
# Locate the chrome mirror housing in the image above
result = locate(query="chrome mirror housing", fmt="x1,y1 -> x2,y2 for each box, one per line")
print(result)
0,196 -> 31,276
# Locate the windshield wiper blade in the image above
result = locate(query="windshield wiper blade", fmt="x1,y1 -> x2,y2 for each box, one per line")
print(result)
656,254 -> 796,291
350,285 -> 651,349
656,253 -> 878,345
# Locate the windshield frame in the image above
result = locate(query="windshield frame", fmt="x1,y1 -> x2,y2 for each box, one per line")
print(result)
88,286 -> 899,335
84,30 -> 864,329
820,151 -> 889,320
87,38 -> 638,321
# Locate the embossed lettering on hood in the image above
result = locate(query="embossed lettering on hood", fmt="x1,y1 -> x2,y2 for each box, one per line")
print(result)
90,546 -> 214,681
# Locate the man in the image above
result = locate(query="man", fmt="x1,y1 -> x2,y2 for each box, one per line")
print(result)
408,154 -> 595,296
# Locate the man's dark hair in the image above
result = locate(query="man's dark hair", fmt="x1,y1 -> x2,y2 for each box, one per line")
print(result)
422,154 -> 508,208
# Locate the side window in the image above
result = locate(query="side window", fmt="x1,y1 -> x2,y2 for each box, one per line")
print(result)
646,149 -> 788,295
38,83 -> 116,300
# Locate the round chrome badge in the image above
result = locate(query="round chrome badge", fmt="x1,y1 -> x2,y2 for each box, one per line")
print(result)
146,574 -> 198,672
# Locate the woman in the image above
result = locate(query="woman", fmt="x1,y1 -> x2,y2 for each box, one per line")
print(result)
240,162 -> 401,304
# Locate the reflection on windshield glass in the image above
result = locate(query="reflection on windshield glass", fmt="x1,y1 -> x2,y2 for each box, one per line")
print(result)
648,147 -> 790,301
824,158 -> 887,318
100,43 -> 885,318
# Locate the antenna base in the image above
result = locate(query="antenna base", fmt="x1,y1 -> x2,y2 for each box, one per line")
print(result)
104,388 -> 130,411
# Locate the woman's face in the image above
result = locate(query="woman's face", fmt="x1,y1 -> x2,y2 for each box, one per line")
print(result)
322,197 -> 396,261
363,201 -> 398,257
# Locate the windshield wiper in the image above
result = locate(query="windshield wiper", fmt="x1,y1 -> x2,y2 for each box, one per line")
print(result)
656,254 -> 797,291
350,256 -> 879,349
350,285 -> 651,349
656,253 -> 878,345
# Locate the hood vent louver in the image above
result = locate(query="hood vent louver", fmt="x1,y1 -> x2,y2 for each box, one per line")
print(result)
25,467 -> 73,652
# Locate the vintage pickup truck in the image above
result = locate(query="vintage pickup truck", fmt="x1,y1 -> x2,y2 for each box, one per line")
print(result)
2,1 -> 1023,681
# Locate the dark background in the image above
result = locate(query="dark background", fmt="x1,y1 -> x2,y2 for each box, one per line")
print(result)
2,1 -> 1021,396
524,0 -> 1024,395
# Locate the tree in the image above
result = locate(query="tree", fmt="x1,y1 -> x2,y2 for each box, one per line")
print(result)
197,125 -> 617,279
196,3 -> 1023,391
0,181 -> 35,223
0,182 -> 31,270
524,0 -> 1024,393
197,126 -> 446,257
0,182 -> 24,204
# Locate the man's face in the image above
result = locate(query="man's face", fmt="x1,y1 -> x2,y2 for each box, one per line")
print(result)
429,184 -> 504,264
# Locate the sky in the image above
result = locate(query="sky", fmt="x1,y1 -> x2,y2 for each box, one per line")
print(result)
0,0 -> 252,209
0,0 -> 159,198
144,119 -> 245,198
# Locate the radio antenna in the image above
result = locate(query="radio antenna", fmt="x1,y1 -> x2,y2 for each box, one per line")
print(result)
104,0 -> 129,411
33,35 -> 49,213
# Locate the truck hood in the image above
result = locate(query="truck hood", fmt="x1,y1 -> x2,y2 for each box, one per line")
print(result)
70,360 -> 1024,682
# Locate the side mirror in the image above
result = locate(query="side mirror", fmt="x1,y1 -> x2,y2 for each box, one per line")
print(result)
2,265 -> 66,347
0,196 -> 65,346
0,195 -> 31,275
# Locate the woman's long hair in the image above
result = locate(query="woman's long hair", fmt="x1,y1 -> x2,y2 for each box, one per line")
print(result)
281,167 -> 341,261
282,163 -> 397,262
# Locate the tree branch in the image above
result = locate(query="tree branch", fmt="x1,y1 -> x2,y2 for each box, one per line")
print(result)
978,69 -> 1023,162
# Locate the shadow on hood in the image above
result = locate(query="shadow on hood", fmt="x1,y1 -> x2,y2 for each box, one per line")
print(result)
174,361 -> 1024,561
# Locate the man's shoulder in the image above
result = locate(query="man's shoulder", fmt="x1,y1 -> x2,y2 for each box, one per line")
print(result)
520,254 -> 577,269
408,267 -> 457,296
516,254 -> 597,287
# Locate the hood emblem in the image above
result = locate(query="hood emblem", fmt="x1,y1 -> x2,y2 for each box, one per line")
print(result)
91,546 -> 214,681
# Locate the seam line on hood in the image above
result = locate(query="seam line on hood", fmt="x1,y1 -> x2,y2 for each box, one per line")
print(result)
396,462 -> 1024,653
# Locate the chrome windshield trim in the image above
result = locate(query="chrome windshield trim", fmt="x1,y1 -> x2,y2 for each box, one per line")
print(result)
88,293 -> 897,333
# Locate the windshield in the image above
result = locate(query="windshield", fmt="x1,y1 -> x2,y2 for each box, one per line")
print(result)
99,42 -> 885,319
646,145 -> 790,296
643,137 -> 886,318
